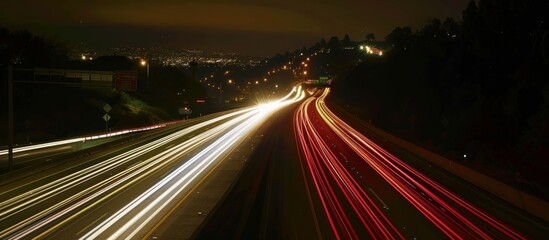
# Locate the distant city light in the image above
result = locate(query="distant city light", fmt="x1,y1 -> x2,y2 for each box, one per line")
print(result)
140,59 -> 147,66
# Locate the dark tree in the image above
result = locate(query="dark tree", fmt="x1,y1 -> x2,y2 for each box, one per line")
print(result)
366,33 -> 376,42
385,26 -> 413,52
342,34 -> 351,46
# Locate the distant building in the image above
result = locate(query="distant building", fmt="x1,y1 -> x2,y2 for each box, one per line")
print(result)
13,68 -> 137,91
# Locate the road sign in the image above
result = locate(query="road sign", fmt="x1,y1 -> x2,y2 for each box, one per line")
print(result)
103,113 -> 111,122
103,104 -> 112,113
115,71 -> 138,91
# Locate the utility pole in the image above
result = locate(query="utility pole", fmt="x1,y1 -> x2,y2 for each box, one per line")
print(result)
7,65 -> 14,172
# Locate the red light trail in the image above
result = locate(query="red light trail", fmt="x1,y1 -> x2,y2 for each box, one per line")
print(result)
294,88 -> 526,239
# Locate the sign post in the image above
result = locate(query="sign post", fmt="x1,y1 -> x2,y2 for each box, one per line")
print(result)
103,104 -> 111,132
7,65 -> 13,172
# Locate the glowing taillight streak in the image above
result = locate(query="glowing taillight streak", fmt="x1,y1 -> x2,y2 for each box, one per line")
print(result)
315,88 -> 526,239
294,96 -> 403,239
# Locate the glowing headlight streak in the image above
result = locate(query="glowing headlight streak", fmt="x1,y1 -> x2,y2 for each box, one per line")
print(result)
0,108 -> 254,216
0,107 -> 259,239
312,88 -> 526,239
0,88 -> 304,239
82,88 -> 304,239
9,117 -> 249,239
0,123 -> 168,156
294,97 -> 403,239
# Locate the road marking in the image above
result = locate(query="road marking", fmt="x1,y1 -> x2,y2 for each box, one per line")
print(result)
77,213 -> 108,236
339,152 -> 348,162
141,146 -> 239,240
369,187 -> 389,210
164,144 -> 175,150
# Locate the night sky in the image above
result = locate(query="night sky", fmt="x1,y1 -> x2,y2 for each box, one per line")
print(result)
0,0 -> 469,56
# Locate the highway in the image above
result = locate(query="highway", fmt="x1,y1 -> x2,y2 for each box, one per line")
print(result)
0,87 -> 304,239
294,88 -> 546,239
1,86 -> 546,239
196,87 -> 547,239
194,89 -> 324,239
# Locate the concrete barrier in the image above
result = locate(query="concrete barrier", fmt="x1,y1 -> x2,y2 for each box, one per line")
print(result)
361,120 -> 549,223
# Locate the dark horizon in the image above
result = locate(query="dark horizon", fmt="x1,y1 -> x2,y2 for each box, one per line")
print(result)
0,0 -> 469,56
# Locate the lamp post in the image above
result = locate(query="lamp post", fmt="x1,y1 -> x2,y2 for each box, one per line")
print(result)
140,59 -> 149,78
7,65 -> 13,172
140,59 -> 150,90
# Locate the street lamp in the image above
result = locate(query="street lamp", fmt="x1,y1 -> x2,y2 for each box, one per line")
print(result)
140,59 -> 149,78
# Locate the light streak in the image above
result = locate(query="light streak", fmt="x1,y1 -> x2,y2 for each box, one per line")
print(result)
82,87 -> 303,239
294,95 -> 403,239
297,88 -> 526,239
0,87 -> 304,239
0,123 -> 169,156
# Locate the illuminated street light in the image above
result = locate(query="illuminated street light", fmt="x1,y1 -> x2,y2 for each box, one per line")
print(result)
228,79 -> 233,84
140,59 -> 150,78
255,80 -> 259,84
81,55 -> 86,60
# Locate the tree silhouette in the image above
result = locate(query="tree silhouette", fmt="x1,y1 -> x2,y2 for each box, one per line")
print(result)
0,28 -> 67,67
385,27 -> 412,52
366,33 -> 376,42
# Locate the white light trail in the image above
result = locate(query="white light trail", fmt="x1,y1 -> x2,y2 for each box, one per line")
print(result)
82,87 -> 304,239
0,86 -> 304,240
